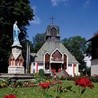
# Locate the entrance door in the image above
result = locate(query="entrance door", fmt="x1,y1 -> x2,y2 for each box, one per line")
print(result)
51,63 -> 61,72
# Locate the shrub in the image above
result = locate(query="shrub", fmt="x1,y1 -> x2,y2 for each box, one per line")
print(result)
0,79 -> 8,88
90,76 -> 98,82
39,69 -> 45,78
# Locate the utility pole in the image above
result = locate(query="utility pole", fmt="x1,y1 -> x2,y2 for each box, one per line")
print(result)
26,42 -> 31,73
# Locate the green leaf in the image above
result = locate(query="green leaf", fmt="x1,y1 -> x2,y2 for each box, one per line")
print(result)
45,94 -> 53,98
66,86 -> 72,91
81,89 -> 86,94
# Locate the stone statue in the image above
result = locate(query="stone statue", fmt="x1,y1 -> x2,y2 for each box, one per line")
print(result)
13,21 -> 20,45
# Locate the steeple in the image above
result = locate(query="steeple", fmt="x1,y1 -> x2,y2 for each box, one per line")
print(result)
45,25 -> 60,41
44,17 -> 60,41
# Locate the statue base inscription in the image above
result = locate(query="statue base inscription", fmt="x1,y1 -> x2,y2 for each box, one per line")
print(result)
8,66 -> 24,74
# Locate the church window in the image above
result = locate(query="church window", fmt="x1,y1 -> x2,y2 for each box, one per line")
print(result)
63,54 -> 67,69
45,53 -> 50,69
52,50 -> 62,61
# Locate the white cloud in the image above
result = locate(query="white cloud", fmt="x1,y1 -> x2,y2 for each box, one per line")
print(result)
84,0 -> 90,8
30,16 -> 41,24
30,6 -> 41,24
51,0 -> 69,7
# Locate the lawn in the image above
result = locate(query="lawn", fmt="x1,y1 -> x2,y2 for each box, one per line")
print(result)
0,80 -> 98,98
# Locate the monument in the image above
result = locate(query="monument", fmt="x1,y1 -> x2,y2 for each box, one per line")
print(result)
8,21 -> 24,74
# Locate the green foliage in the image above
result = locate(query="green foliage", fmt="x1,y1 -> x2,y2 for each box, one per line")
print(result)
34,33 -> 45,43
33,33 -> 45,52
33,42 -> 44,52
86,42 -> 92,56
62,36 -> 87,71
39,69 -> 45,78
0,0 -> 34,72
0,79 -> 8,88
0,0 -> 34,26
90,76 -> 98,82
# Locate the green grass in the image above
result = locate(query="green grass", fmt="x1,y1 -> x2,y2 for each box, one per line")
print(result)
0,80 -> 98,98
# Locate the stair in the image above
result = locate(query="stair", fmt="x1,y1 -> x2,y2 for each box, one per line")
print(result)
56,70 -> 69,78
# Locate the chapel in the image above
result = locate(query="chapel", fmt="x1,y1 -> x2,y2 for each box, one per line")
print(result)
31,24 -> 79,77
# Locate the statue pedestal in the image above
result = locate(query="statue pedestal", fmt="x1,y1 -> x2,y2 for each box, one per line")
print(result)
8,43 -> 24,74
8,66 -> 24,74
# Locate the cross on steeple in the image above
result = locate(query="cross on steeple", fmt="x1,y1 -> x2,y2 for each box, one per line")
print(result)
50,16 -> 55,25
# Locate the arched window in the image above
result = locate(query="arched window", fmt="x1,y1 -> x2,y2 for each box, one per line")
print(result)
45,53 -> 50,69
52,50 -> 62,61
63,54 -> 67,69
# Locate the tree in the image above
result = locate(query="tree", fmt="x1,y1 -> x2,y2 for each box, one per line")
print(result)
62,36 -> 87,71
0,0 -> 34,72
33,33 -> 45,52
86,41 -> 92,56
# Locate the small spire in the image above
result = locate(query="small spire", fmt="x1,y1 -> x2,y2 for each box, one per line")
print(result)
50,16 -> 55,25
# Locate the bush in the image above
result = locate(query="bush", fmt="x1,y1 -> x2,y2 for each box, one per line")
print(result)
39,69 -> 45,78
90,76 -> 98,82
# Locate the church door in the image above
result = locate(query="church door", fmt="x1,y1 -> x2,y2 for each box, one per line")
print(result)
51,63 -> 61,72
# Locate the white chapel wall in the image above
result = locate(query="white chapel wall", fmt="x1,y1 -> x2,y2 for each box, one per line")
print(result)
91,59 -> 98,76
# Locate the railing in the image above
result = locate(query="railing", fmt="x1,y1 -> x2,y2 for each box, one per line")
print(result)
51,58 -> 63,61
62,69 -> 69,76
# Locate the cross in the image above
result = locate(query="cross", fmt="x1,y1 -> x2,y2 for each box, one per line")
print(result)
50,16 -> 55,25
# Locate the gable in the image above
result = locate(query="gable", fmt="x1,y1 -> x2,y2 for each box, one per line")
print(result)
35,40 -> 79,64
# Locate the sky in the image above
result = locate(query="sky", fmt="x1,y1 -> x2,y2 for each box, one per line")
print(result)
27,0 -> 98,42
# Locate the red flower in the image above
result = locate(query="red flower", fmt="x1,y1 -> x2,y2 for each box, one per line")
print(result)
4,94 -> 17,98
39,82 -> 50,89
75,77 -> 94,89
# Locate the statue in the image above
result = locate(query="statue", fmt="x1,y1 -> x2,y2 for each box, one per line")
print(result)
13,21 -> 20,45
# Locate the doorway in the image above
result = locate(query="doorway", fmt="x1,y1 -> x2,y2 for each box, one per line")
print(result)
51,63 -> 61,72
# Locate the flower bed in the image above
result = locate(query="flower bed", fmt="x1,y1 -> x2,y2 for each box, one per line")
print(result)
0,76 -> 97,98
